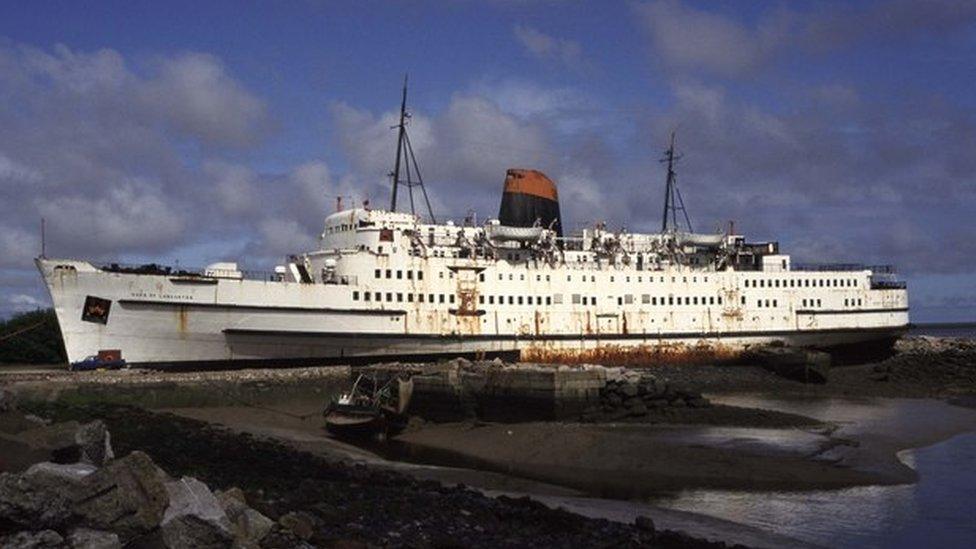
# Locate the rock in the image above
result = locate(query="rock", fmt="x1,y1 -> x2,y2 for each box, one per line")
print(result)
278,511 -> 316,541
623,397 -> 643,409
620,383 -> 639,398
73,451 -> 170,543
160,476 -> 235,549
670,398 -> 686,408
645,398 -> 669,409
67,528 -> 122,549
217,487 -> 273,544
605,393 -> 622,407
687,397 -> 711,409
17,420 -> 114,466
0,387 -> 17,412
0,462 -> 92,529
634,515 -> 655,533
627,403 -> 648,417
0,529 -> 64,548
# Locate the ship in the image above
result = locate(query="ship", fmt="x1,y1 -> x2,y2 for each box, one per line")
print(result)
36,82 -> 909,370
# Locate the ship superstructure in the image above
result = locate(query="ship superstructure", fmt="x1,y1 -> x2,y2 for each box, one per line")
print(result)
36,87 -> 908,369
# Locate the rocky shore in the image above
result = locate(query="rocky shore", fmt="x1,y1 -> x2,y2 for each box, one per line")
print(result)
0,395 -> 741,548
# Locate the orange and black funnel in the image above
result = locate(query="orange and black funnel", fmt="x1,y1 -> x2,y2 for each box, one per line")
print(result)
498,169 -> 562,237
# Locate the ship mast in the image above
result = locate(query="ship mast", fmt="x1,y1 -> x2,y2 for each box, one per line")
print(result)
660,131 -> 693,233
389,75 -> 436,223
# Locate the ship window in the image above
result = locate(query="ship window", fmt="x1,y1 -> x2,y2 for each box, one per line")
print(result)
407,294 -> 414,302
638,277 -> 643,283
439,294 -> 445,303
581,296 -> 587,305
396,293 -> 403,302
817,299 -> 822,306
488,296 -> 494,304
418,271 -> 423,280
439,272 -> 444,279
572,294 -> 581,305
509,274 -> 513,281
364,292 -> 371,302
773,299 -> 778,307
374,292 -> 381,301
854,280 -> 858,287
652,297 -> 657,305
693,297 -> 698,305
546,275 -> 551,281
669,296 -> 674,305
844,298 -> 849,306
375,269 -> 381,279
626,277 -> 631,283
642,294 -> 650,304
518,296 -> 523,305
407,271 -> 413,280
450,294 -> 456,304
536,275 -> 541,282
353,291 -> 360,301
527,296 -> 533,305
386,292 -> 393,301
419,294 -> 424,303
547,297 -> 553,305
428,293 -> 435,302
741,296 -> 745,305
479,273 -> 484,282
757,300 -> 762,308
479,295 -> 484,304
520,274 -> 525,281
567,275 -> 572,282
625,295 -> 634,304
508,296 -> 514,305
385,269 -> 391,278
396,270 -> 402,279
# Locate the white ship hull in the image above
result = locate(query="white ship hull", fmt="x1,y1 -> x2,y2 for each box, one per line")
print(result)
37,250 -> 909,369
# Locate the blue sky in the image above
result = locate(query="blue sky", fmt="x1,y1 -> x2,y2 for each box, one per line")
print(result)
1,0 -> 974,322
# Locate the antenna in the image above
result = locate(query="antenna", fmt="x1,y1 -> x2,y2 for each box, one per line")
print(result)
660,131 -> 693,233
40,217 -> 46,258
388,74 -> 436,223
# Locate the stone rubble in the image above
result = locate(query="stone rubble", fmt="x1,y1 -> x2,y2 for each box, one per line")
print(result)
0,399 -> 275,549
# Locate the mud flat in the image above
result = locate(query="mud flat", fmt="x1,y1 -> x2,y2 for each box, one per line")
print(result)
5,401 -> 739,549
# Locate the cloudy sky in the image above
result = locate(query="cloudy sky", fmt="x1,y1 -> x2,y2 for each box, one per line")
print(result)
1,0 -> 974,322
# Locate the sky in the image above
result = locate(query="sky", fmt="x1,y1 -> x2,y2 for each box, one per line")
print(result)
0,0 -> 974,323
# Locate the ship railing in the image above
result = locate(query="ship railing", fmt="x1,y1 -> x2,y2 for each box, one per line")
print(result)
100,262 -> 282,282
793,263 -> 897,274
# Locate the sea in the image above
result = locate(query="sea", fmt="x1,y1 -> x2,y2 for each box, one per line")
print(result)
908,323 -> 976,338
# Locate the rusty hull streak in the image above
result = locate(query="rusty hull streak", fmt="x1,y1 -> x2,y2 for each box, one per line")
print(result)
519,341 -> 743,367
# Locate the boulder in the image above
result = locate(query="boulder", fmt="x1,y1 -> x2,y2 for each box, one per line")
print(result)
0,462 -> 93,529
216,488 -> 273,545
17,420 -> 114,466
619,384 -> 639,398
634,515 -> 655,533
687,397 -> 711,409
73,451 -> 170,543
0,388 -> 17,412
627,403 -> 648,417
278,511 -> 316,541
159,476 -> 235,549
66,528 -> 121,549
0,529 -> 64,548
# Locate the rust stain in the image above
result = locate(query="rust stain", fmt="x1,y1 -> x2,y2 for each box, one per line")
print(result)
176,306 -> 188,335
519,341 -> 743,367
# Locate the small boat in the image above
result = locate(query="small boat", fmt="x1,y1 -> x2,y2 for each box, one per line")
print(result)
323,373 -> 413,440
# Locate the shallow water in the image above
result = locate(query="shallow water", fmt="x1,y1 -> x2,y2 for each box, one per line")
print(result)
651,396 -> 976,548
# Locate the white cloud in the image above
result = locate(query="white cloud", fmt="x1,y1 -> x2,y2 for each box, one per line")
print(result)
513,24 -> 586,71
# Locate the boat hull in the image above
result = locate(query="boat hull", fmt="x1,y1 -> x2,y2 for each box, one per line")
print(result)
37,258 -> 909,370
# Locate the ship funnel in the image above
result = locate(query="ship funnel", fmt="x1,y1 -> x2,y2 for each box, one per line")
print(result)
498,169 -> 562,237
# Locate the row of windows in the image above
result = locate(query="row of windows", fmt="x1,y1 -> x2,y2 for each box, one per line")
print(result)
374,269 -> 425,281
353,291 -> 454,304
844,298 -> 864,307
745,278 -> 857,289
757,299 -> 780,308
801,299 -> 823,308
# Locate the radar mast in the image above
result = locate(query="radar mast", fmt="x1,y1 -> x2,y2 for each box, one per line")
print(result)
389,75 -> 436,222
